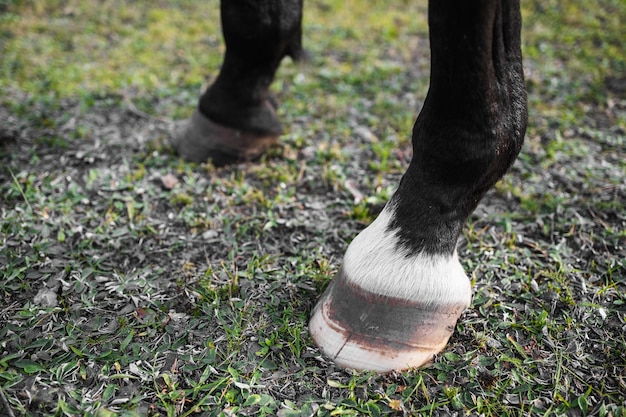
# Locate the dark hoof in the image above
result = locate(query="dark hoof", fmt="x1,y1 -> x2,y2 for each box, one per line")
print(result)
309,268 -> 469,372
170,109 -> 280,166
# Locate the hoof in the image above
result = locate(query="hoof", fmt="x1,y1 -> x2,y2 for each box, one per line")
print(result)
309,204 -> 471,372
170,107 -> 280,165
309,269 -> 468,372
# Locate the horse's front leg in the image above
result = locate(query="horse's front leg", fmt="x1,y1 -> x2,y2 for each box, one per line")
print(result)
309,0 -> 528,372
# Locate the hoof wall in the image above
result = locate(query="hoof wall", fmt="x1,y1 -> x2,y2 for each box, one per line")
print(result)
170,109 -> 280,165
309,268 -> 468,372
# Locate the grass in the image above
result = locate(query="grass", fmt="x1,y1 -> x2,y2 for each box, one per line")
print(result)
1,0 -> 625,416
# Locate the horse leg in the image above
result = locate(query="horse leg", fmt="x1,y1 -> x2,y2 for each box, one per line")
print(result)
309,0 -> 528,372
172,0 -> 303,165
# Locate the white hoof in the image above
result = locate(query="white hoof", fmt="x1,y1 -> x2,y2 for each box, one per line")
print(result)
309,204 -> 471,372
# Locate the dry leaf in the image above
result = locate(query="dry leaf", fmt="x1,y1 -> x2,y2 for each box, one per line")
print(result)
161,173 -> 179,190
388,399 -> 403,411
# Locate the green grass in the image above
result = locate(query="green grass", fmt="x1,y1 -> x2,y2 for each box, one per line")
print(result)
1,0 -> 626,416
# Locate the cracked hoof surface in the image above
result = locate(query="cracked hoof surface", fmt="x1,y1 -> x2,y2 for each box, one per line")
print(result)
309,268 -> 468,373
170,109 -> 280,165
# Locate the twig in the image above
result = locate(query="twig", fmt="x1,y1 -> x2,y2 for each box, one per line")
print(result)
8,167 -> 32,213
0,385 -> 16,417
122,94 -> 173,126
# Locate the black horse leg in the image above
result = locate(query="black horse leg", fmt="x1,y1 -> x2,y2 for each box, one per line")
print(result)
172,0 -> 303,165
309,0 -> 528,372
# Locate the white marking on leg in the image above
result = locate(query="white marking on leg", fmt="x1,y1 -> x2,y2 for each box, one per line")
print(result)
342,202 -> 472,308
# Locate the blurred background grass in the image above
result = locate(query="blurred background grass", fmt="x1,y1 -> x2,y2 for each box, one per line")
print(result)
2,0 -> 624,163
1,0 -> 623,103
